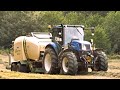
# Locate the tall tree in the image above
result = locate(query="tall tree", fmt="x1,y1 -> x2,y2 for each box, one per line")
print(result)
103,11 -> 120,54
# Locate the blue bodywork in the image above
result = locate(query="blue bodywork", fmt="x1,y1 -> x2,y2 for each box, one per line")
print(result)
70,40 -> 82,51
45,42 -> 62,56
45,39 -> 91,56
70,39 -> 91,52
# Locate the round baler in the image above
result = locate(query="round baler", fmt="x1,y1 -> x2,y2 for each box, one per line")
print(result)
10,32 -> 52,73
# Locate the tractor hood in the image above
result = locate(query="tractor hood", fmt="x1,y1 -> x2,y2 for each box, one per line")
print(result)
70,40 -> 92,51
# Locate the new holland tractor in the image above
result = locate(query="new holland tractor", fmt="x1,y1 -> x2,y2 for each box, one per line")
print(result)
9,24 -> 108,75
43,24 -> 108,75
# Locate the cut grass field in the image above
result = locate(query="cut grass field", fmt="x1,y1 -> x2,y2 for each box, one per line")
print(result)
0,54 -> 120,79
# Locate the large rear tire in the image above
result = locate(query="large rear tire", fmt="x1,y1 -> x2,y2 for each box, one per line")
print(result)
43,48 -> 59,74
92,51 -> 108,71
60,52 -> 78,75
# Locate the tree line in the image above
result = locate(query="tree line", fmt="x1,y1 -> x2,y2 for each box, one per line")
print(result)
0,11 -> 119,54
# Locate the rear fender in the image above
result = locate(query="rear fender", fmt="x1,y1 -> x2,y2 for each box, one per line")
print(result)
45,42 -> 61,56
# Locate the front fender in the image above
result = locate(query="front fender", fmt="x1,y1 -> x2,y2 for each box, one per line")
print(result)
58,48 -> 74,59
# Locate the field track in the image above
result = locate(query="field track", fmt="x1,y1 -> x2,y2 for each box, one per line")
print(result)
0,54 -> 120,79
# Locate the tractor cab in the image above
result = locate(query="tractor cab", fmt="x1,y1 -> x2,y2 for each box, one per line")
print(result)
49,24 -> 94,52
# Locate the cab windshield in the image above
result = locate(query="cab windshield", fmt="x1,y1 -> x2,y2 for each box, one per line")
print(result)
64,27 -> 84,45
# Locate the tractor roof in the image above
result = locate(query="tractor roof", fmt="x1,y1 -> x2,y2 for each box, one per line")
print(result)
54,25 -> 85,28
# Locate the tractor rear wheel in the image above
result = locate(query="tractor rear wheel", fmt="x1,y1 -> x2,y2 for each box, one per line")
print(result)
92,51 -> 108,71
43,48 -> 59,74
60,52 -> 78,75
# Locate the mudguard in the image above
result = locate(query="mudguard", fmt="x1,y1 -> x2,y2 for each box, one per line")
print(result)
45,42 -> 61,56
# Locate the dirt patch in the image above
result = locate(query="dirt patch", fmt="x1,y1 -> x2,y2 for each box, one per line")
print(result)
0,54 -> 120,79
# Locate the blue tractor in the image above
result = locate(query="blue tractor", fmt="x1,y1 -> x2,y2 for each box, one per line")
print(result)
43,24 -> 108,75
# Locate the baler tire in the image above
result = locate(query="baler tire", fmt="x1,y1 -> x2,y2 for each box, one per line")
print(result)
11,63 -> 17,71
17,63 -> 28,72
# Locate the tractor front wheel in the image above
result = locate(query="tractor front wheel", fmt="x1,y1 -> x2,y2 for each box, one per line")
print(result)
92,51 -> 108,71
77,61 -> 88,74
60,52 -> 78,75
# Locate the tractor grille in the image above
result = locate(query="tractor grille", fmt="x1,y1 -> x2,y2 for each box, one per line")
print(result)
85,44 -> 90,50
